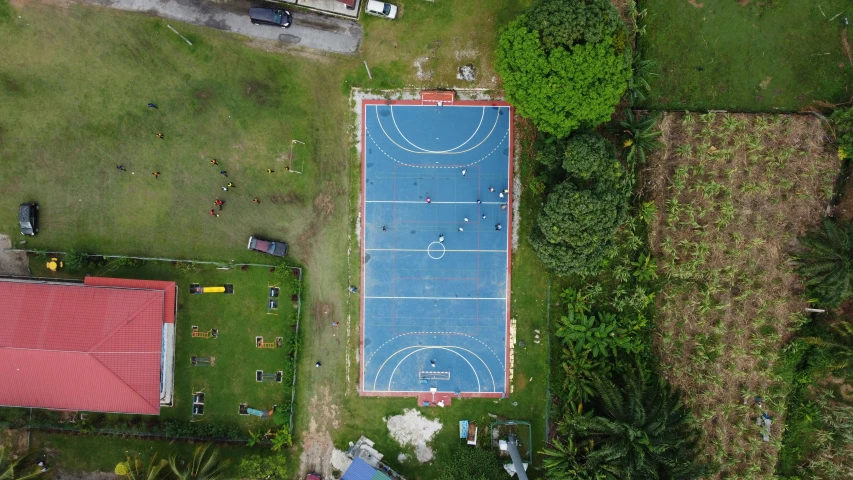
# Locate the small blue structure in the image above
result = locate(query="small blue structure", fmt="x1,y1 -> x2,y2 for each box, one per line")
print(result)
342,457 -> 391,480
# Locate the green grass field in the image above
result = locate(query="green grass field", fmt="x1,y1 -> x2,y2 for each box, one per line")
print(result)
0,3 -> 347,264
639,0 -> 853,110
31,432 -> 259,475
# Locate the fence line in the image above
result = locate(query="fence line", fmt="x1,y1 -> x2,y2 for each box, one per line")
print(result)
3,248 -> 301,270
288,268 -> 304,435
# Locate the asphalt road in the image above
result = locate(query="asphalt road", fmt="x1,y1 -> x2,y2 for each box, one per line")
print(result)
91,0 -> 363,54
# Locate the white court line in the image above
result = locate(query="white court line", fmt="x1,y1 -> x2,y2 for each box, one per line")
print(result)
364,331 -> 506,370
385,347 -> 491,393
391,106 -> 486,153
366,128 -> 509,169
365,296 -> 506,300
373,105 -> 503,155
366,248 -> 506,252
365,200 -> 506,204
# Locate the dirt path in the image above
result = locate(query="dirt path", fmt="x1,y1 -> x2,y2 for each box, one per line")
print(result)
0,234 -> 30,276
298,386 -> 340,478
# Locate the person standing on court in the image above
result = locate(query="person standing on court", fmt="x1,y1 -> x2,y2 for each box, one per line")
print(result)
461,169 -> 467,177
438,234 -> 444,243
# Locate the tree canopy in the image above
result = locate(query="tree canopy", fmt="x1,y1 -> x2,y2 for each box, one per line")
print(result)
496,0 -> 630,138
524,0 -> 622,50
530,133 -> 627,276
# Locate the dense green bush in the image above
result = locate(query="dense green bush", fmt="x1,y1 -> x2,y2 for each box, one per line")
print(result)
523,0 -> 621,51
529,133 -> 628,276
495,0 -> 630,138
238,453 -> 287,480
435,446 -> 504,480
832,106 -> 853,160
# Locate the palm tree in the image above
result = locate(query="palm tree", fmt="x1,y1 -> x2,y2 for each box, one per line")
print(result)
168,444 -> 230,480
0,448 -> 48,480
545,367 -> 710,479
796,217 -> 853,307
627,53 -> 658,106
617,109 -> 662,166
115,454 -> 167,480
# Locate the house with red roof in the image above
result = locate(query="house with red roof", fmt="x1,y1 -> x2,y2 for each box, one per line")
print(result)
0,277 -> 177,415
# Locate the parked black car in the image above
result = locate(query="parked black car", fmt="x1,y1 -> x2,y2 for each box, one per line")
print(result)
19,202 -> 38,236
248,235 -> 288,257
249,7 -> 292,28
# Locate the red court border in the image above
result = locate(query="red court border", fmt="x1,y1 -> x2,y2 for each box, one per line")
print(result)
359,96 -> 514,399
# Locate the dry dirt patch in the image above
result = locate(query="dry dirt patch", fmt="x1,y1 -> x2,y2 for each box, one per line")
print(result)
385,409 -> 442,463
299,386 -> 340,479
0,234 -> 29,276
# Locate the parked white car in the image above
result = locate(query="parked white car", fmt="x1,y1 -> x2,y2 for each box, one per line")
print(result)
365,0 -> 397,19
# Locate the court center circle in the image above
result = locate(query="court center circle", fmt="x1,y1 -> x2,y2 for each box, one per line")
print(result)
427,241 -> 446,260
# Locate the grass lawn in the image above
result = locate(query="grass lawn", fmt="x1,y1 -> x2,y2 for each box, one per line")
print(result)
31,432 -> 259,475
26,258 -> 298,432
646,112 -> 838,478
639,0 -> 853,111
0,2 -> 347,265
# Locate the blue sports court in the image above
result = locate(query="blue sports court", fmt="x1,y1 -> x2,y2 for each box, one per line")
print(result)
360,94 -> 513,397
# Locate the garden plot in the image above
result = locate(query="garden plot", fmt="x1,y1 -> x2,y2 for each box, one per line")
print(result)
645,112 -> 838,478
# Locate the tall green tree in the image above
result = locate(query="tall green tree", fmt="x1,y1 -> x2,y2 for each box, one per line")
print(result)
545,367 -> 709,479
530,133 -> 628,276
530,182 -> 625,276
496,0 -> 631,138
796,217 -> 853,307
523,0 -> 622,51
168,444 -> 230,480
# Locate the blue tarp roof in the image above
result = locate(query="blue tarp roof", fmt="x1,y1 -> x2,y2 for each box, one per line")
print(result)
342,458 -> 379,480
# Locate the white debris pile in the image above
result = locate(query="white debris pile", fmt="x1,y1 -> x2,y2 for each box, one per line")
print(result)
385,409 -> 442,462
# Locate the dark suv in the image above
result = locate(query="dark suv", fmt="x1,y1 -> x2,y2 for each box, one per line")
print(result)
248,236 -> 288,257
249,7 -> 292,28
19,202 -> 39,236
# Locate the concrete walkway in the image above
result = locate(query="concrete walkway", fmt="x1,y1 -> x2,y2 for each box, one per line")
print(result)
278,0 -> 361,19
91,0 -> 362,54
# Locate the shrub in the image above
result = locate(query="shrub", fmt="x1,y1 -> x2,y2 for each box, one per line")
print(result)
832,106 -> 853,160
64,250 -> 88,271
238,453 -> 287,480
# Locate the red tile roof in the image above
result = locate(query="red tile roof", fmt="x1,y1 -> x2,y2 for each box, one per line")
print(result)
83,277 -> 176,324
0,278 -> 175,415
